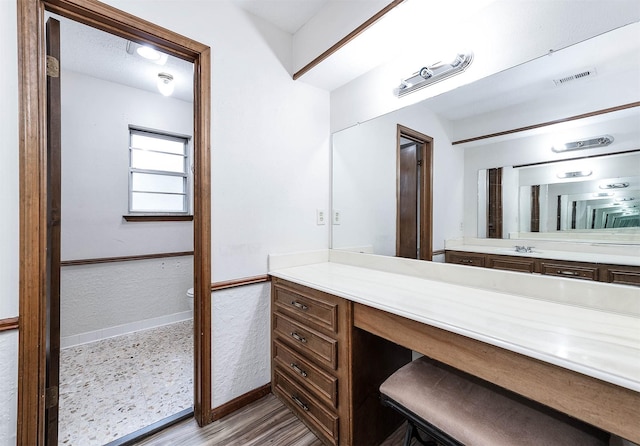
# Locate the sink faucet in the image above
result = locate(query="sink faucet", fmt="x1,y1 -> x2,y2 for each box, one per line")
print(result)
514,245 -> 534,253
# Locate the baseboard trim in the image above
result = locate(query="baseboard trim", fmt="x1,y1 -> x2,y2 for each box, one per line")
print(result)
60,311 -> 193,349
211,383 -> 272,421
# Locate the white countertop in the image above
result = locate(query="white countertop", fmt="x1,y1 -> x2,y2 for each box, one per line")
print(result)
269,250 -> 640,393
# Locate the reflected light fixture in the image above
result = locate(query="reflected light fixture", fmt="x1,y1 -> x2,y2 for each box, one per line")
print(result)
556,170 -> 592,179
551,135 -> 613,152
395,52 -> 473,97
599,182 -> 629,189
157,72 -> 174,96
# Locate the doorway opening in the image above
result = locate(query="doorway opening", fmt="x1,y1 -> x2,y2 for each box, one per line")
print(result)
396,125 -> 433,260
49,14 -> 197,443
17,1 -> 211,445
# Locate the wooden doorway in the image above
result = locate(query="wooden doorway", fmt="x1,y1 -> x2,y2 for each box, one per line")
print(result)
396,125 -> 433,260
17,0 -> 211,444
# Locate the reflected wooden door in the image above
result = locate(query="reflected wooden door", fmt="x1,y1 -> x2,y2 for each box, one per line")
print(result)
397,140 -> 419,258
45,16 -> 62,446
396,125 -> 433,260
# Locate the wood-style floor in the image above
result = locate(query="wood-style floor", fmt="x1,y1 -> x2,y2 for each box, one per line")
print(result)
131,393 -> 414,446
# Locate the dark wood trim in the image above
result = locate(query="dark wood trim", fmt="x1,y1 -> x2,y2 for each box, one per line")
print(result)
452,102 -> 640,145
513,148 -> 639,169
432,249 -> 445,256
211,384 -> 272,421
0,317 -> 20,332
60,251 -> 194,267
293,0 -> 405,80
123,215 -> 194,222
17,0 -> 212,441
531,185 -> 540,232
211,275 -> 270,291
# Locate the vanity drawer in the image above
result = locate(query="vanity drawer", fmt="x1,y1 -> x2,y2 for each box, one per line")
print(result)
273,339 -> 338,409
273,282 -> 338,334
273,312 -> 338,370
445,251 -> 486,267
487,255 -> 537,273
606,266 -> 640,287
540,262 -> 599,281
274,368 -> 339,446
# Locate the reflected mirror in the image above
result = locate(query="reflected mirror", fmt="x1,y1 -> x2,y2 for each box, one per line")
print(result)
331,22 -> 640,257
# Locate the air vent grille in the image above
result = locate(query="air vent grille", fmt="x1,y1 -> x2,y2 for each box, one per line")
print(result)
553,67 -> 597,86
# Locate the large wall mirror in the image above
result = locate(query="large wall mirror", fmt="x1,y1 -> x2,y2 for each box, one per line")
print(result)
332,22 -> 640,258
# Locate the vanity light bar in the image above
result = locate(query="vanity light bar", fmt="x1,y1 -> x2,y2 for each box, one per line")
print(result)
599,182 -> 629,189
395,53 -> 473,97
551,135 -> 614,152
556,170 -> 592,179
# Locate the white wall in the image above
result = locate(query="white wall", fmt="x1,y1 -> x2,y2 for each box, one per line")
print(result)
332,102 -> 462,254
0,0 -> 19,442
100,0 -> 331,409
61,257 -> 193,343
61,69 -> 193,260
58,69 -> 194,343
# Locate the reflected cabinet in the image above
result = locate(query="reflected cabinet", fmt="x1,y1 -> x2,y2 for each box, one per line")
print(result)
445,251 -> 640,286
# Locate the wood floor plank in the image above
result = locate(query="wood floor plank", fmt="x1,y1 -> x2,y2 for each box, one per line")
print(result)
131,393 -> 416,446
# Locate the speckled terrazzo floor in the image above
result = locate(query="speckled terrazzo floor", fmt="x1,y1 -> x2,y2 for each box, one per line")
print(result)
58,319 -> 194,445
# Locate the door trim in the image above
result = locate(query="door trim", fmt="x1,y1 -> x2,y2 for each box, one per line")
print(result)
396,125 -> 433,260
16,0 -> 212,443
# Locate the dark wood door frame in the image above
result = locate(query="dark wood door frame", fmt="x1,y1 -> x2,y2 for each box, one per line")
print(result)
396,125 -> 433,260
17,0 -> 212,443
44,17 -> 61,444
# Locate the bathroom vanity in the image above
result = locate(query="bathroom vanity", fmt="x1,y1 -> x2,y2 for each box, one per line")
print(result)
445,238 -> 640,286
269,250 -> 640,445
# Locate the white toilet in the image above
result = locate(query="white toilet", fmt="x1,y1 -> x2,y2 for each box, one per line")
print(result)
186,287 -> 194,311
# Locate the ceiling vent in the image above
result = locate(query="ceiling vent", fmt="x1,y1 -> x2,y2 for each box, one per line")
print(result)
553,67 -> 597,86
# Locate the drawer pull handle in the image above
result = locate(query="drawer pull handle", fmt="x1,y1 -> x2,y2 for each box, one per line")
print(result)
557,270 -> 579,276
291,332 -> 307,343
462,259 -> 472,263
291,301 -> 308,311
291,395 -> 309,411
290,363 -> 308,377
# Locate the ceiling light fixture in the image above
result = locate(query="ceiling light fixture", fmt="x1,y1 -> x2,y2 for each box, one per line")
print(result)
157,72 -> 174,96
551,135 -> 613,153
395,52 -> 473,97
126,41 -> 168,65
556,170 -> 592,179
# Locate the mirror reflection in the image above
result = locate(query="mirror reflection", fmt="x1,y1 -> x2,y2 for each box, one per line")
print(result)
331,22 -> 640,257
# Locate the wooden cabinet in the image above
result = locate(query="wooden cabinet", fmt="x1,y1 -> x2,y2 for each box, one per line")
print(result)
445,250 -> 639,286
271,277 -> 411,445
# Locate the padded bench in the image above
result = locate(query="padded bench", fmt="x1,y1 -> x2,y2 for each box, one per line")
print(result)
380,356 -> 609,446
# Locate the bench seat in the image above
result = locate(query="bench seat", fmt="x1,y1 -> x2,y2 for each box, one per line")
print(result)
380,357 -> 609,446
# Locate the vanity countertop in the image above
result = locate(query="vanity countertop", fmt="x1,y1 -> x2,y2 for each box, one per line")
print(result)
268,250 -> 640,393
445,237 -> 640,266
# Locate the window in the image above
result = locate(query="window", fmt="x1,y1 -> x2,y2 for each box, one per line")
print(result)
128,127 -> 190,215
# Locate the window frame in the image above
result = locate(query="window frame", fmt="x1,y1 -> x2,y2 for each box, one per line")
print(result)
127,126 -> 192,217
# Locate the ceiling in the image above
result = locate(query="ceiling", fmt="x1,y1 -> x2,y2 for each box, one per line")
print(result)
229,0 -> 329,34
